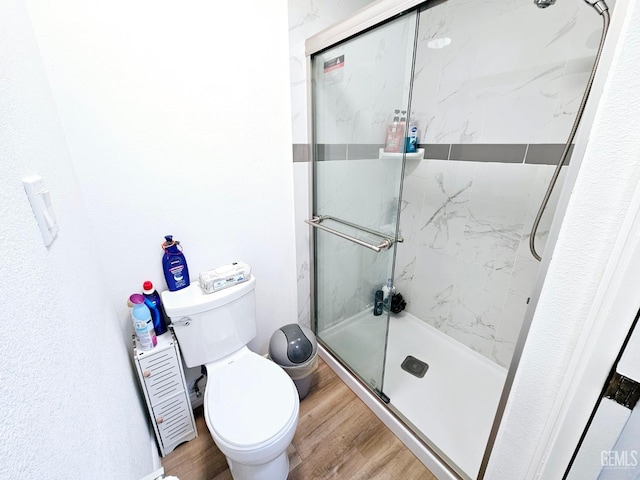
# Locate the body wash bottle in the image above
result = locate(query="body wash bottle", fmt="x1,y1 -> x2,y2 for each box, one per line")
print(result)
162,235 -> 190,291
384,110 -> 402,153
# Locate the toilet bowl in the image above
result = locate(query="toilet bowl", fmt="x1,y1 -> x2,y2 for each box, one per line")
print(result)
161,276 -> 300,480
204,348 -> 299,479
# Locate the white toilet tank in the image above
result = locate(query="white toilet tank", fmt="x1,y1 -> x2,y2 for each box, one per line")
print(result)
161,275 -> 257,368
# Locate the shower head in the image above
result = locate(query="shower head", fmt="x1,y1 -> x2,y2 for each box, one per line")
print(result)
584,0 -> 609,14
534,0 -> 609,14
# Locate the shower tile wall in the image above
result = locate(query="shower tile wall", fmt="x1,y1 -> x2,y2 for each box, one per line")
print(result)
315,156 -> 400,330
395,159 -> 566,367
395,0 -> 600,367
413,0 -> 601,145
293,0 -> 603,366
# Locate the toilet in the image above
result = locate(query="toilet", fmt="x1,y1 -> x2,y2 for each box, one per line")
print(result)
161,276 -> 299,480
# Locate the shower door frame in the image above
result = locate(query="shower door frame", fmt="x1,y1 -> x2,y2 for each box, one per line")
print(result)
305,2 -> 466,479
304,0 -> 623,478
307,6 -> 419,403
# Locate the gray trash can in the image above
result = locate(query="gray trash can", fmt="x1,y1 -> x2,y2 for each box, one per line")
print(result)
269,324 -> 318,400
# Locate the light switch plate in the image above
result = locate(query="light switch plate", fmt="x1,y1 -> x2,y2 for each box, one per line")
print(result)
22,175 -> 59,247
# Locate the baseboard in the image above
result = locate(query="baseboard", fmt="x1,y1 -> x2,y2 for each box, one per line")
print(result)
139,466 -> 164,480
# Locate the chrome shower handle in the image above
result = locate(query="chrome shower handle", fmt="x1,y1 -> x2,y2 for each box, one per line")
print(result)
305,215 -> 400,253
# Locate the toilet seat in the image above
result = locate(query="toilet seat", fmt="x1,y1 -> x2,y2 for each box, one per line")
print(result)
204,351 -> 299,450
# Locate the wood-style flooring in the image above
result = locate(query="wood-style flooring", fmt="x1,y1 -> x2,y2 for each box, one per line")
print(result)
162,357 -> 436,479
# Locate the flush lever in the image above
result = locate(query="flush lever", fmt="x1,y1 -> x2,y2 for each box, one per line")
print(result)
172,317 -> 191,327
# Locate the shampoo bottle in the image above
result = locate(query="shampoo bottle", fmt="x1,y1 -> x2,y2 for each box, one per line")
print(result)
130,293 -> 157,350
162,235 -> 190,291
397,111 -> 408,152
142,280 -> 169,335
384,110 -> 402,153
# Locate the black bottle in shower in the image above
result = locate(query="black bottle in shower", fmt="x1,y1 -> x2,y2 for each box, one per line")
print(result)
374,290 -> 384,316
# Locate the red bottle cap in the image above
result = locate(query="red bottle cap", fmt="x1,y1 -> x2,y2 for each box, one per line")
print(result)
143,281 -> 153,293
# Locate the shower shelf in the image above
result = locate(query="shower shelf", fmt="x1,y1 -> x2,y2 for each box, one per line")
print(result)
378,148 -> 424,160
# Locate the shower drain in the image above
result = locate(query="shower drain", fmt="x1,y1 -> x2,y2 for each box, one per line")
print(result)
401,355 -> 429,378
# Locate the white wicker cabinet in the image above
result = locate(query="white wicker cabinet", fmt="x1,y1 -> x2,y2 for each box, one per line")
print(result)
133,331 -> 197,456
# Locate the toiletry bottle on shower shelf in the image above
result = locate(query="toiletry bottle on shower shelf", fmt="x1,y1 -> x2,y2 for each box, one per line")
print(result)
142,280 -> 169,335
162,235 -> 190,291
384,110 -> 402,153
406,117 -> 419,153
130,293 -> 157,350
397,111 -> 408,153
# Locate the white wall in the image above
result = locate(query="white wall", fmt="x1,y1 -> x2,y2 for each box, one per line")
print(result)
1,1 -> 296,478
0,1 -> 156,478
27,0 -> 298,355
486,0 -> 640,477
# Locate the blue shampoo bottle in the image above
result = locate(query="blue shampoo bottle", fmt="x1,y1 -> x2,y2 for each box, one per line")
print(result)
142,280 -> 169,335
162,235 -> 190,291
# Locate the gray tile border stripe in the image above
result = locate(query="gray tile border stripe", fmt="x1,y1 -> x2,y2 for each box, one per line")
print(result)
525,144 -> 573,165
316,143 -> 348,161
348,143 -> 385,160
300,143 -> 572,165
450,144 -> 527,163
292,144 -> 310,163
421,143 -> 449,160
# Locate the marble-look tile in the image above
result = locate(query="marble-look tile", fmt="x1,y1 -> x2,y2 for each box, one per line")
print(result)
361,247 -> 395,308
408,0 -> 600,145
480,62 -> 570,144
393,250 -> 416,307
315,232 -> 364,328
404,160 -> 544,364
492,288 -> 530,368
297,260 -> 311,329
394,171 -> 429,305
460,163 -> 532,271
446,259 -> 510,359
417,160 -> 475,258
411,4 -> 448,144
313,13 -> 415,145
408,248 -> 457,327
399,170 -> 429,244
293,163 -> 311,326
303,0 -> 600,368
522,163 -> 568,259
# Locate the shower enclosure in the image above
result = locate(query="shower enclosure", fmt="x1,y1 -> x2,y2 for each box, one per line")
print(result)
307,1 -> 607,478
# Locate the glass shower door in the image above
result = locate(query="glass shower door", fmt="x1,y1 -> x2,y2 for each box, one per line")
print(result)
310,11 -> 418,394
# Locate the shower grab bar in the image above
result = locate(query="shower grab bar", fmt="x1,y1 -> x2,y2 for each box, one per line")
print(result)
305,215 -> 403,252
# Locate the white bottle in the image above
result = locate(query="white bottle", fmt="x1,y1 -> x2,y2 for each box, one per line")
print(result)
130,293 -> 157,350
382,278 -> 393,310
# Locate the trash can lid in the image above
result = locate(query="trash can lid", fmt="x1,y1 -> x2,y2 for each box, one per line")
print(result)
269,324 -> 317,367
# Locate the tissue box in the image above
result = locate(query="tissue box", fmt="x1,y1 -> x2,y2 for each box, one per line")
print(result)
199,261 -> 251,294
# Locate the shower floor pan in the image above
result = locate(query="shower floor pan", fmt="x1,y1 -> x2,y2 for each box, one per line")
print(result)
320,310 -> 506,479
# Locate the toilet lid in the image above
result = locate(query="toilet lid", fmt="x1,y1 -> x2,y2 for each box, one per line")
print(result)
204,353 -> 298,448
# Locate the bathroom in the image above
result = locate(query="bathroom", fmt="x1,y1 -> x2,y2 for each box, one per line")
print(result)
2,1 -> 640,480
